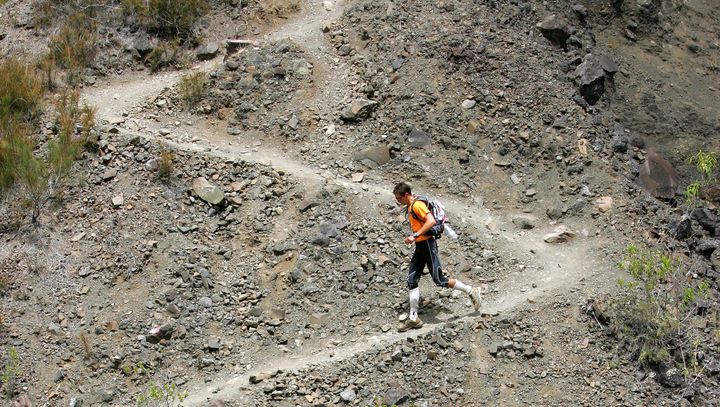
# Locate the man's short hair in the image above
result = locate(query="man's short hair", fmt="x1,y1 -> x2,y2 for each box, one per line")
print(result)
393,182 -> 412,196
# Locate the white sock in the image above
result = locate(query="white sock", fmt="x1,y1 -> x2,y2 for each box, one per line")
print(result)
453,280 -> 472,295
409,288 -> 420,321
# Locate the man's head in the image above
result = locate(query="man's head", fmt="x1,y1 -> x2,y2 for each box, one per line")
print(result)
393,182 -> 412,206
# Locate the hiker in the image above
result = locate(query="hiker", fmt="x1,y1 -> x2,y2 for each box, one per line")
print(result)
393,182 -> 481,332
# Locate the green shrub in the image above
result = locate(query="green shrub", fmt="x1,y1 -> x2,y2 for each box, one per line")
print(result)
1,90 -> 94,222
122,0 -> 207,38
177,72 -> 206,107
610,245 -> 710,373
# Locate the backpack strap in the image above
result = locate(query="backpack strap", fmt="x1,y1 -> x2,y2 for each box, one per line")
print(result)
409,201 -> 422,221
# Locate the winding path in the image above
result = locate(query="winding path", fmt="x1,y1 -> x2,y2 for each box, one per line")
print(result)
80,0 -> 613,404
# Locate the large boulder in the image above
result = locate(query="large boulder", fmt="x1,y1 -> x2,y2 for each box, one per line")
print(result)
196,42 -> 220,61
133,35 -> 154,57
637,149 -> 679,199
354,144 -> 390,168
574,53 -> 619,105
537,15 -> 574,48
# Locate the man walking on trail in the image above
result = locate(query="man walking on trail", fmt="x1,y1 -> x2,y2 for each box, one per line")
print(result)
393,182 -> 481,332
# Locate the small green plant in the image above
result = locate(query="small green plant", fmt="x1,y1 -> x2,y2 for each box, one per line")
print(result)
611,244 -> 711,372
158,146 -> 175,181
688,149 -> 717,181
685,149 -> 718,206
1,347 -> 21,399
177,72 -> 206,107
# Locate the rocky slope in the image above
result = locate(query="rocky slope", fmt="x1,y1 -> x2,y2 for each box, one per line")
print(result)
0,0 -> 718,406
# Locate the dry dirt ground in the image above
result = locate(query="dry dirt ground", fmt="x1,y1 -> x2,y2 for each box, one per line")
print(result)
0,0 -> 718,406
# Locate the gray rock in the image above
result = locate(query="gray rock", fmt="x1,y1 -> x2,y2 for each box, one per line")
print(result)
383,386 -> 409,406
192,177 -> 225,205
147,323 -> 174,344
575,54 -> 607,105
318,223 -> 339,238
461,99 -> 476,109
340,99 -> 378,122
54,369 -> 65,383
111,194 -> 125,208
658,366 -> 683,388
512,216 -> 536,229
407,128 -> 432,148
353,144 -> 390,168
537,15 -> 574,48
133,36 -> 154,56
102,168 -> 117,180
696,239 -> 719,256
207,338 -> 220,351
611,135 -> 628,153
340,388 -> 357,402
199,297 -> 213,308
290,58 -> 312,76
99,389 -> 115,402
196,42 -> 220,61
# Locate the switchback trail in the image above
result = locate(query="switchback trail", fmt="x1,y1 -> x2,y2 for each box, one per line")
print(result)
78,0 -> 614,404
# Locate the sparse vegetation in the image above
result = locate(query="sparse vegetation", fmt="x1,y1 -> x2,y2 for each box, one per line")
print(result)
48,12 -> 98,84
126,362 -> 189,407
79,332 -> 92,359
610,245 -> 711,376
1,347 -> 20,399
0,58 -> 44,123
146,40 -> 186,72
158,145 -> 175,181
177,72 -> 207,107
1,84 -> 95,222
258,0 -> 301,18
122,0 -> 208,38
685,149 -> 717,206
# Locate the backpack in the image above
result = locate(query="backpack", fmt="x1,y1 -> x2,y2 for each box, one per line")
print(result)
409,195 -> 447,238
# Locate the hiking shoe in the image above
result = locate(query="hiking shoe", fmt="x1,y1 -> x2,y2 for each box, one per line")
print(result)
397,317 -> 424,332
470,287 -> 482,311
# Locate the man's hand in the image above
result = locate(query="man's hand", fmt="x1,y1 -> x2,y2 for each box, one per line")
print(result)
404,235 -> 416,244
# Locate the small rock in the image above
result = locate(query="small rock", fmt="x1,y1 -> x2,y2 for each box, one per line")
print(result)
102,169 -> 117,180
461,99 -> 476,109
340,99 -> 377,122
192,177 -> 225,205
544,226 -> 576,243
596,196 -> 613,212
407,128 -> 432,148
340,388 -> 356,402
111,195 -> 124,207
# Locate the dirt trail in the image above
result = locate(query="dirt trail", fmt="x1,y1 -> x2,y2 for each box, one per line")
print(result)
79,1 -> 613,404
